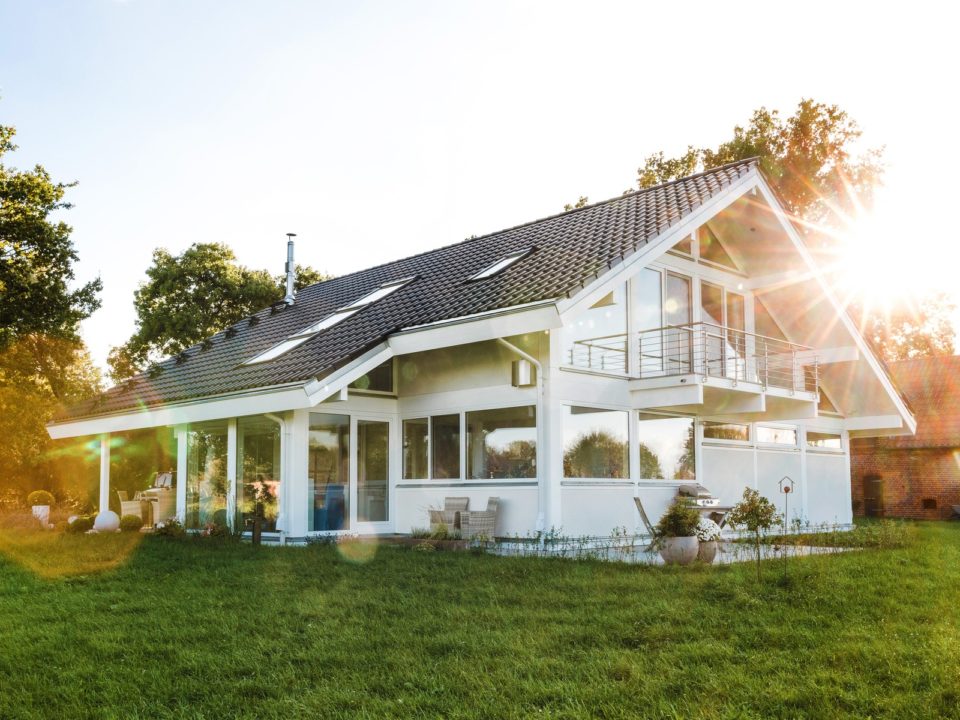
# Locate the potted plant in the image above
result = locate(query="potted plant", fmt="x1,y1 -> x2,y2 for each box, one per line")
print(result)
696,517 -> 722,563
27,490 -> 55,529
654,498 -> 700,565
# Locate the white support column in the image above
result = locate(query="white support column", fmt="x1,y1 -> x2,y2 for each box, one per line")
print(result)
287,409 -> 310,538
98,434 -> 111,513
175,426 -> 188,523
226,418 -> 238,531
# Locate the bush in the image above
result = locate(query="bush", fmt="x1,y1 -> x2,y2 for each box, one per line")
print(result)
154,518 -> 186,539
26,491 -> 55,507
655,498 -> 700,538
201,522 -> 235,540
120,514 -> 144,532
65,515 -> 95,534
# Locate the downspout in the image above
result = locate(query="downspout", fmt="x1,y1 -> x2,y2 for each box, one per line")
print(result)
265,413 -> 290,544
495,338 -> 546,536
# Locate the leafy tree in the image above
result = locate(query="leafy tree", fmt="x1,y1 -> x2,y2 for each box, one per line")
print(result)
852,292 -> 956,361
636,99 -> 883,240
0,121 -> 103,500
728,488 -> 780,581
563,196 -> 589,212
108,243 -> 329,381
0,123 -> 101,350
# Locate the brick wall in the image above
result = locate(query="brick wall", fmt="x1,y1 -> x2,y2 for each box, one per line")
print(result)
850,439 -> 960,519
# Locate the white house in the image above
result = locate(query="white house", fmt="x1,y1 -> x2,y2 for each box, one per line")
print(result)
48,159 -> 915,540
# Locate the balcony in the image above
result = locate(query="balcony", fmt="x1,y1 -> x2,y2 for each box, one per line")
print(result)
568,323 -> 819,417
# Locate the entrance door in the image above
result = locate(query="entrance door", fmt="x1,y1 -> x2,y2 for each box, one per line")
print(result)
354,417 -> 392,531
863,475 -> 884,517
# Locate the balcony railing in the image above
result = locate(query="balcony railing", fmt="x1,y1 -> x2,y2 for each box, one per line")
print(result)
569,322 -> 817,395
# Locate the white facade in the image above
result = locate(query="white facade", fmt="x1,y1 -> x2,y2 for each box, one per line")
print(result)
48,169 -> 913,540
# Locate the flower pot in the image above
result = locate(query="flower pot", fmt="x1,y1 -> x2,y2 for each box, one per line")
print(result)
31,505 -> 50,527
698,539 -> 718,563
659,536 -> 699,565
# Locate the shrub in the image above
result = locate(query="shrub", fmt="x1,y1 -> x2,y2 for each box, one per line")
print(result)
154,519 -> 186,539
120,514 -> 144,532
409,527 -> 432,539
27,491 -> 55,507
65,515 -> 95,534
655,498 -> 700,538
696,517 -> 722,542
201,522 -> 234,540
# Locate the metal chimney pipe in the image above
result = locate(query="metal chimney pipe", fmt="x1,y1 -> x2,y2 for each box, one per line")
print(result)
283,233 -> 297,305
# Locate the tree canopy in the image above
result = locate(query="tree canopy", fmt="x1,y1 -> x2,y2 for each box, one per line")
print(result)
854,293 -> 956,361
0,121 -> 103,500
108,242 -> 329,381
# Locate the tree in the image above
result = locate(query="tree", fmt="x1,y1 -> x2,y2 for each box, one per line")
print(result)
853,292 -> 956,361
728,488 -> 780,582
563,196 -> 589,212
563,429 -> 627,478
0,123 -> 101,350
0,121 -> 103,501
636,100 -> 883,242
108,243 -> 330,381
639,443 -> 663,479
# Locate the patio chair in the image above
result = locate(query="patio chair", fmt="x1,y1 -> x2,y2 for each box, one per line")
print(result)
632,497 -> 658,552
429,497 -> 469,532
117,490 -> 149,524
460,497 -> 499,540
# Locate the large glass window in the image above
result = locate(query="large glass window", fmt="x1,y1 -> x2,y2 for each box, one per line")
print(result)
308,413 -> 349,531
636,268 -> 663,377
636,413 -> 695,480
467,406 -> 536,479
664,273 -> 692,374
431,414 -> 460,480
185,421 -> 228,529
562,283 -> 628,372
357,420 -> 389,522
402,418 -> 429,479
756,425 -> 798,446
237,415 -> 281,532
698,224 -> 738,270
562,406 -> 629,479
702,421 -> 750,442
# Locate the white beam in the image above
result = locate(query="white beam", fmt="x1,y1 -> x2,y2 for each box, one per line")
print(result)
796,347 -> 859,365
175,426 -> 188,524
98,434 -> 110,513
226,418 -> 237,531
844,415 -> 904,432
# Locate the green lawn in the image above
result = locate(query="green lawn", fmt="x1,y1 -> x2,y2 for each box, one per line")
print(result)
1,523 -> 959,719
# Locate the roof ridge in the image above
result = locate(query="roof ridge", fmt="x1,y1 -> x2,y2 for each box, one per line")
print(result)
295,157 -> 760,295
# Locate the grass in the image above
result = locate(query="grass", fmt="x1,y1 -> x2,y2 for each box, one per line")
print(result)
0,523 -> 958,719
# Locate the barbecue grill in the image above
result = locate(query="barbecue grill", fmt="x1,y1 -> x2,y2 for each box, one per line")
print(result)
678,483 -> 721,508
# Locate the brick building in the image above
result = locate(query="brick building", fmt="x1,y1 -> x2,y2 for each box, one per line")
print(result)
851,356 -> 960,519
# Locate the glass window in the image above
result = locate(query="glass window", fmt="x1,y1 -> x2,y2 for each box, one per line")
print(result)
185,421 -> 228,530
357,420 -> 389,522
237,415 -> 282,532
469,250 -> 530,280
350,359 -> 394,393
402,418 -> 429,480
757,425 -> 798,445
670,233 -> 693,256
636,268 -> 664,377
341,278 -> 413,309
562,406 -> 629,479
562,283 -> 628,372
818,390 -> 840,415
636,413 -> 695,480
807,431 -> 842,449
431,414 -> 461,480
702,421 -> 750,442
698,224 -> 738,270
308,413 -> 349,531
467,406 -> 536,479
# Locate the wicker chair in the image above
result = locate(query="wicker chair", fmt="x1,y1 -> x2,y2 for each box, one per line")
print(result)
460,497 -> 499,540
428,497 -> 469,532
117,491 -> 149,524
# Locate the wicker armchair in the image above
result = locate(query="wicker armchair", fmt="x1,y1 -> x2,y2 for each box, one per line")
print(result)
460,497 -> 499,540
428,497 -> 469,532
117,491 -> 149,524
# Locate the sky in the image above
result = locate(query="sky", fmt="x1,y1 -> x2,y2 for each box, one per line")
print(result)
1,0 -> 958,372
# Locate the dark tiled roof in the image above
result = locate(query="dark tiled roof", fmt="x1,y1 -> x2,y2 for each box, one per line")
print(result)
864,356 -> 960,449
57,159 -> 758,422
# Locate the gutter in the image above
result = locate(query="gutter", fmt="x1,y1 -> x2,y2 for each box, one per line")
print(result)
495,338 -> 547,536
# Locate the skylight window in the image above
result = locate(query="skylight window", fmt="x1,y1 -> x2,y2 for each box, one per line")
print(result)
242,278 -> 414,365
468,249 -> 531,281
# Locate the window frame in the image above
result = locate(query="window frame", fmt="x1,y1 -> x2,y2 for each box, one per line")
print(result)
806,429 -> 844,452
467,249 -> 532,281
700,420 -> 751,445
755,423 -> 800,448
561,404 -> 631,481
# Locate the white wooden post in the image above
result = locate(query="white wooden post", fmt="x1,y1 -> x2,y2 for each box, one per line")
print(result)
176,426 -> 188,523
98,434 -> 110,512
226,418 -> 238,531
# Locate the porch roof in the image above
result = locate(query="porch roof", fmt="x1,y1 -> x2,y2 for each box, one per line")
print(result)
55,160 -> 760,423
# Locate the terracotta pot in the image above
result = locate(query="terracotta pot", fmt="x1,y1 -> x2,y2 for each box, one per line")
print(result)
659,536 -> 699,565
697,540 -> 718,563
